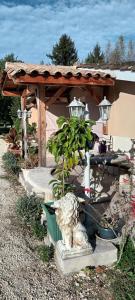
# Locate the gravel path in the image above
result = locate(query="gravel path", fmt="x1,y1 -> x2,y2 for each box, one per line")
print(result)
0,137 -> 113,300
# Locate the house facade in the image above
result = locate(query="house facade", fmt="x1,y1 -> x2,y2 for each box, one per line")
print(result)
1,62 -> 114,166
2,62 -> 135,164
29,66 -> 135,155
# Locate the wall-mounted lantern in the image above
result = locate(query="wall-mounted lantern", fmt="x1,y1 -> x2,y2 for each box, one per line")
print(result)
68,97 -> 85,118
98,96 -> 112,122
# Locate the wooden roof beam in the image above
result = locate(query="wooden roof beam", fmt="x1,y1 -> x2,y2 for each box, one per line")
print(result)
46,86 -> 67,106
2,90 -> 22,97
85,86 -> 100,104
1,84 -> 37,97
13,75 -> 115,86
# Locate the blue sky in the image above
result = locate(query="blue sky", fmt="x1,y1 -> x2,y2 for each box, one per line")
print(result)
0,0 -> 135,63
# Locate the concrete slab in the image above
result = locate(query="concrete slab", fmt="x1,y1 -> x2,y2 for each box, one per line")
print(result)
19,167 -> 54,201
55,238 -> 117,275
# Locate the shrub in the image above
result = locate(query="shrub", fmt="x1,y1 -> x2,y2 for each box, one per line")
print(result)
21,154 -> 38,169
111,271 -> 135,300
27,122 -> 37,136
110,238 -> 135,300
16,194 -> 41,224
13,118 -> 21,136
31,219 -> 47,240
28,146 -> 38,156
37,245 -> 54,262
2,151 -> 21,175
117,237 -> 135,273
16,194 -> 47,239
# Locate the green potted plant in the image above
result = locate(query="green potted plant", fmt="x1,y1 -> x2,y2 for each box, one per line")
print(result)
5,127 -> 21,156
42,115 -> 93,242
27,122 -> 37,141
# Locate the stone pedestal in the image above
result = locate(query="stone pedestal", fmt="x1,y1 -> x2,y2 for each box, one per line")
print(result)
55,239 -> 117,275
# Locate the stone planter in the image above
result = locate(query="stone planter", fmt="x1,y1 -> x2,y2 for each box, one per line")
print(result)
41,202 -> 62,242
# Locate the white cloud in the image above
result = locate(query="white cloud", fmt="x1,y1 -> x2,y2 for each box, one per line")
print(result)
0,0 -> 135,63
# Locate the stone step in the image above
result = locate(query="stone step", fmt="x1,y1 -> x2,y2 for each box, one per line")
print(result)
19,167 -> 54,201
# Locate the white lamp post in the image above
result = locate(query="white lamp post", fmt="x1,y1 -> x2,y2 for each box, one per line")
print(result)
68,97 -> 85,118
17,109 -> 31,160
68,97 -> 91,198
98,96 -> 112,122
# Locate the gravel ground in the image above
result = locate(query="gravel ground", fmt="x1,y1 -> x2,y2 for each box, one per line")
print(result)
0,137 -> 113,300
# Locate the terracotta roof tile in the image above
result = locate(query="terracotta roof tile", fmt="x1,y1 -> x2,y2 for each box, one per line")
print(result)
5,62 -> 114,79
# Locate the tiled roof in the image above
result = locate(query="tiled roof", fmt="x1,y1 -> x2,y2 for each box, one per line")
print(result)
5,62 -> 114,79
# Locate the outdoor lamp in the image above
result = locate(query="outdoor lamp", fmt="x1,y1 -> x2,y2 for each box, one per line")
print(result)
17,109 -> 22,119
68,97 -> 85,118
98,96 -> 112,121
17,109 -> 31,119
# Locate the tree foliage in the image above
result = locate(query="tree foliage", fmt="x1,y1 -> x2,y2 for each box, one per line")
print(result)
0,53 -> 20,71
0,54 -> 21,125
127,40 -> 135,62
108,35 -> 125,64
47,116 -> 94,198
85,43 -> 104,64
104,35 -> 135,64
10,97 -> 21,123
47,116 -> 93,165
46,34 -> 78,65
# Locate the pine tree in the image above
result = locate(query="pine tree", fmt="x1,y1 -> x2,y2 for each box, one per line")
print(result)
46,34 -> 78,66
85,43 -> 104,64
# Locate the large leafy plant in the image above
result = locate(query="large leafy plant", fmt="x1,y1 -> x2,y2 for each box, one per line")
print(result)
47,116 -> 93,199
5,127 -> 20,150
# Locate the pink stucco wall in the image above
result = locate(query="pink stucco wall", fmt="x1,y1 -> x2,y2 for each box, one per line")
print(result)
108,81 -> 135,139
29,104 -> 69,141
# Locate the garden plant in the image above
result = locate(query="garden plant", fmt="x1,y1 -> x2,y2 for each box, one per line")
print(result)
47,116 -> 94,199
16,194 -> 47,240
2,151 -> 21,175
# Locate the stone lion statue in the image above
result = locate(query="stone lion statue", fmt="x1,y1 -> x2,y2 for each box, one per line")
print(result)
51,193 -> 92,251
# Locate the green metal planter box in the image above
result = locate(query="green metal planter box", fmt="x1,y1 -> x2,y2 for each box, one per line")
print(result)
41,202 -> 62,242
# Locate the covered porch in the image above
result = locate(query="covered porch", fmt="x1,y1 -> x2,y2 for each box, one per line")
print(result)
1,62 -> 115,166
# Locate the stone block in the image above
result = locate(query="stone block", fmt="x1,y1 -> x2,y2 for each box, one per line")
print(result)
19,167 -> 54,201
55,238 -> 117,275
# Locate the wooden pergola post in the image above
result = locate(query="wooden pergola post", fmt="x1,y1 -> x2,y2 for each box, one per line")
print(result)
36,85 -> 46,167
